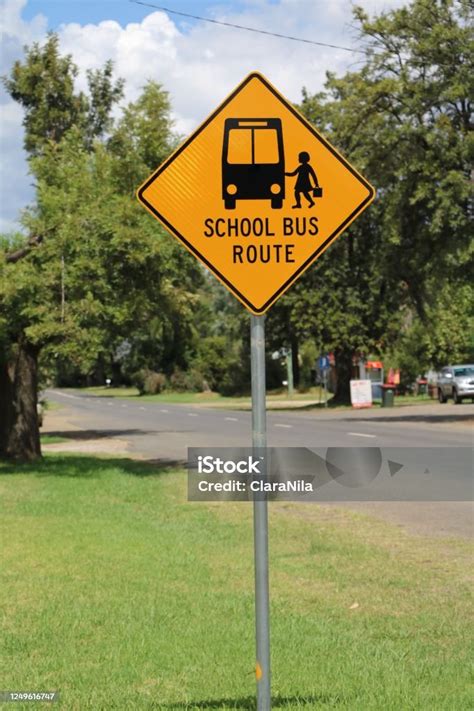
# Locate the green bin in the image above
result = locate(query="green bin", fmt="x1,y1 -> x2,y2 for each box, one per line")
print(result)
381,386 -> 394,408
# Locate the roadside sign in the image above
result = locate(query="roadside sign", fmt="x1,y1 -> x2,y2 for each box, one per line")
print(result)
319,356 -> 330,408
137,72 -> 376,711
350,379 -> 373,409
319,355 -> 330,370
137,72 -> 375,314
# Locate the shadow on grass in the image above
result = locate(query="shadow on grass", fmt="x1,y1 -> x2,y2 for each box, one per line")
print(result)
44,428 -> 156,440
0,455 -> 181,478
160,695 -> 342,709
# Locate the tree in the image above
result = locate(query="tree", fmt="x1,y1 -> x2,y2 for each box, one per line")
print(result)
105,82 -> 204,379
1,35 -> 125,460
385,282 -> 474,385
0,235 -> 43,459
266,202 -> 404,401
1,35 -> 205,460
108,80 -> 175,194
29,128 -> 201,380
3,34 -> 124,155
336,0 -> 473,310
269,0 -> 473,402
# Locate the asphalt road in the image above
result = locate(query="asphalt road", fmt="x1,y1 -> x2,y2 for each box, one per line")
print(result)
46,389 -> 473,455
44,389 -> 473,538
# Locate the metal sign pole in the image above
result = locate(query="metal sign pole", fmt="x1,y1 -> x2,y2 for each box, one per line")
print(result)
286,348 -> 294,398
250,314 -> 271,711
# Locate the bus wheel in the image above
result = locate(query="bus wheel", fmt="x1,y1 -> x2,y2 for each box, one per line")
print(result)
225,198 -> 236,209
271,198 -> 283,209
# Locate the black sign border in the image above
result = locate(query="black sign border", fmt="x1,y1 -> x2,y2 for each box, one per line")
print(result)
137,72 -> 375,314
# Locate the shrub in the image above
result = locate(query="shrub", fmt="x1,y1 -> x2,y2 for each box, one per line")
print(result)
132,369 -> 167,395
131,370 -> 146,394
185,369 -> 207,393
169,368 -> 206,393
145,371 -> 167,394
194,336 -> 250,394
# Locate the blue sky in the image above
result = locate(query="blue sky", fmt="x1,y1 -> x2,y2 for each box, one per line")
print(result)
1,0 -> 404,232
22,0 -> 280,32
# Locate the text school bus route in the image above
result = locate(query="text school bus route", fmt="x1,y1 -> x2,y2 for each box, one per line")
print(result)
203,216 -> 319,264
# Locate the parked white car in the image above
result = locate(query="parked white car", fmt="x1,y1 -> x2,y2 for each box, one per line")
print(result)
437,364 -> 474,404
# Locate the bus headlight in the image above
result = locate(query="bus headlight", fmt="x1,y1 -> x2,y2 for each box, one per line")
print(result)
270,183 -> 281,194
226,184 -> 237,195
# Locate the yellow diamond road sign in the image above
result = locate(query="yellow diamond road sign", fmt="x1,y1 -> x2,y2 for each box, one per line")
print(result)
137,72 -> 375,314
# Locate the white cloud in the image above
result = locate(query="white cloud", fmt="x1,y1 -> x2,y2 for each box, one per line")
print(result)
0,100 -> 32,232
59,13 -> 180,100
1,0 -> 48,232
0,0 -> 405,231
55,2 -> 361,137
0,0 -> 46,41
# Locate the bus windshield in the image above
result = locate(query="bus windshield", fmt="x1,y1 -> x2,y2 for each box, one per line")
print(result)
227,128 -> 279,165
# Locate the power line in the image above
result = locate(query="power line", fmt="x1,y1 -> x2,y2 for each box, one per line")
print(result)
129,0 -> 366,54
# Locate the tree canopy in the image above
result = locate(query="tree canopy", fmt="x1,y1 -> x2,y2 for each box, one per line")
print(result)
268,0 -> 473,400
0,35 -> 201,459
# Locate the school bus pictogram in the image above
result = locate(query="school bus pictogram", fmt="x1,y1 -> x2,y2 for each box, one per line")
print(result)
137,72 -> 375,315
222,118 -> 285,210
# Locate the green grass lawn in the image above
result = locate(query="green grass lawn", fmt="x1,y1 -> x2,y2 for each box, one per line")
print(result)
67,386 -> 435,410
40,435 -> 72,445
72,386 -> 326,404
1,456 -> 471,710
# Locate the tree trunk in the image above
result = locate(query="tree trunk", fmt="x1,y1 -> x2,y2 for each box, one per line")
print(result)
332,347 -> 353,405
0,337 -> 41,461
290,335 -> 300,388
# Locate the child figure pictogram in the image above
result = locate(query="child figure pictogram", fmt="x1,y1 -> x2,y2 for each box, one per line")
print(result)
285,151 -> 321,208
